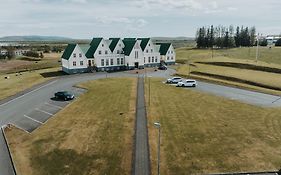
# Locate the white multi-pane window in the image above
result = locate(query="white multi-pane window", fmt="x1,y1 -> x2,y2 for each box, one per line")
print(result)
73,53 -> 76,58
101,59 -> 104,66
80,61 -> 83,66
148,57 -> 151,63
117,58 -> 120,65
121,58 -> 124,65
167,56 -> 170,60
99,50 -> 102,55
79,53 -> 82,57
110,59 -> 113,65
152,56 -> 154,62
105,50 -> 108,55
73,61 -> 76,66
106,59 -> 109,66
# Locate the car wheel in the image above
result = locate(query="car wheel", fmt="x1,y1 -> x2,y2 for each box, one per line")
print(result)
192,84 -> 196,87
182,84 -> 184,87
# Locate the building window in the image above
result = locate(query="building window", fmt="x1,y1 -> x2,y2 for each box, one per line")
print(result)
92,60 -> 95,65
135,51 -> 138,59
117,50 -> 120,54
148,57 -> 151,63
171,51 -> 173,54
79,53 -> 82,57
119,44 -> 121,47
152,56 -> 154,62
73,61 -> 76,66
110,59 -> 113,65
80,61 -> 83,66
117,58 -> 120,65
73,53 -> 76,58
144,57 -> 146,63
102,44 -> 104,47
99,50 -> 102,55
151,49 -> 153,53
101,59 -> 104,66
167,56 -> 170,60
155,58 -> 158,62
149,44 -> 150,46
121,58 -> 124,65
171,56 -> 174,60
106,59 -> 109,66
146,49 -> 148,53
105,50 -> 108,55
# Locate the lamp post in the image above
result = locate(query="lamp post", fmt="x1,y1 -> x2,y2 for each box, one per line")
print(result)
154,122 -> 161,175
256,33 -> 260,63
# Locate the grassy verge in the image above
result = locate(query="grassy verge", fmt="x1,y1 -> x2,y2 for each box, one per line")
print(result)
0,68 -> 62,100
175,64 -> 281,95
6,78 -> 137,175
146,78 -> 281,175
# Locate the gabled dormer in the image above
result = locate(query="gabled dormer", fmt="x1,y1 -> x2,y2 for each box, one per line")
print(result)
85,38 -> 111,58
109,38 -> 124,54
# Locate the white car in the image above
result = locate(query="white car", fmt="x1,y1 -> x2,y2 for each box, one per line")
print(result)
177,79 -> 197,87
166,77 -> 183,84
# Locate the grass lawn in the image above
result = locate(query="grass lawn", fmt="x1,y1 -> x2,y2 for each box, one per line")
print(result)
146,78 -> 281,175
176,47 -> 281,65
0,68 -> 62,100
6,78 -> 137,175
175,47 -> 281,95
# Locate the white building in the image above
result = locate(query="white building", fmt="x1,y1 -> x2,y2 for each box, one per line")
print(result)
61,37 -> 176,74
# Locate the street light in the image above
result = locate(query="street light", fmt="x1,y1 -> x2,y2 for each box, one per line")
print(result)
154,122 -> 161,175
256,33 -> 260,63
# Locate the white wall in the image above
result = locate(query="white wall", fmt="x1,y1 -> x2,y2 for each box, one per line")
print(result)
165,45 -> 176,63
143,39 -> 160,65
125,40 -> 144,67
67,45 -> 88,69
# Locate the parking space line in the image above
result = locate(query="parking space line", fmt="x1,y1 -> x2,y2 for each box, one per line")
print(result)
35,108 -> 54,116
9,123 -> 31,134
45,102 -> 63,109
24,115 -> 43,124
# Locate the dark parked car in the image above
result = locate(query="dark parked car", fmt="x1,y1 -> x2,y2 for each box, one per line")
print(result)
158,65 -> 167,70
54,91 -> 75,101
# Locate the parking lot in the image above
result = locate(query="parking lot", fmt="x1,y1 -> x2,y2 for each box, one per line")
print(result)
9,87 -> 87,133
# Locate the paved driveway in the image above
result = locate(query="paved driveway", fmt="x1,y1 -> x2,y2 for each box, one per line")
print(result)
1,68 -> 281,175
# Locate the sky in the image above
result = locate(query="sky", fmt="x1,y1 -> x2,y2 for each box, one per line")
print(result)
0,0 -> 280,39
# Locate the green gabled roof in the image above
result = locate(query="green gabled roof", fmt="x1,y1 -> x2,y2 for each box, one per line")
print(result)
123,38 -> 136,41
123,40 -> 136,56
138,38 -> 150,51
109,38 -> 120,52
86,38 -> 103,58
158,43 -> 171,55
62,44 -> 76,60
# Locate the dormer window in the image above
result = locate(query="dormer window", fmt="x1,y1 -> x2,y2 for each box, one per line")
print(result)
73,53 -> 76,58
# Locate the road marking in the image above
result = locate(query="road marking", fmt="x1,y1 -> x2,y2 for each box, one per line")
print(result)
24,115 -> 43,124
45,102 -> 63,109
9,123 -> 31,133
0,80 -> 58,107
35,108 -> 54,116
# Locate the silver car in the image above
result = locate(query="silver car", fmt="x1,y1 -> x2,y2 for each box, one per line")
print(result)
166,77 -> 182,84
177,79 -> 197,87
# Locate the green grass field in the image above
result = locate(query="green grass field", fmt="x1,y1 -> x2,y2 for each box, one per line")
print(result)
175,47 -> 281,95
0,68 -> 62,100
147,78 -> 281,175
6,78 -> 137,175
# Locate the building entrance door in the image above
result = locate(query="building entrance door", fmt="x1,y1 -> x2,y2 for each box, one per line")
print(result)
88,60 -> 92,66
135,62 -> 139,68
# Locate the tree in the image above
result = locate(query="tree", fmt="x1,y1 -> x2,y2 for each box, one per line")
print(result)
275,39 -> 281,46
235,26 -> 241,47
259,39 -> 268,46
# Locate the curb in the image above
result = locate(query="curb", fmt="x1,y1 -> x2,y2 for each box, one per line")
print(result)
1,126 -> 17,175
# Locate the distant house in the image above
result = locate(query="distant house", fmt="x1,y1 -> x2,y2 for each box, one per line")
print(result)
0,49 -> 30,57
61,37 -> 176,74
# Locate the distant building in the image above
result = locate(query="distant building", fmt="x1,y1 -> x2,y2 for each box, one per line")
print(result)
0,49 -> 30,57
266,35 -> 281,45
61,37 -> 176,74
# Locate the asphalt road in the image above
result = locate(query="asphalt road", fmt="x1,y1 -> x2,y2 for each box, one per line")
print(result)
1,68 -> 281,175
